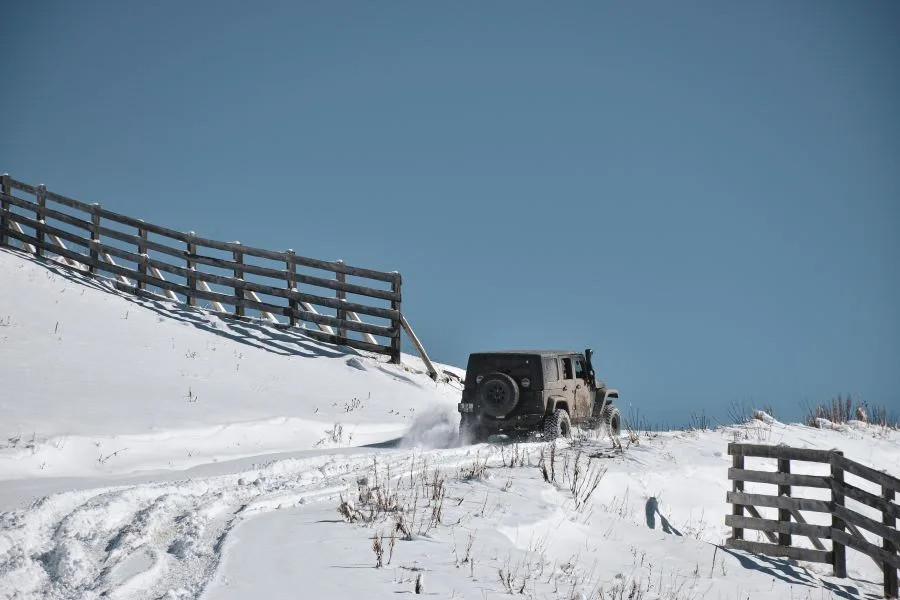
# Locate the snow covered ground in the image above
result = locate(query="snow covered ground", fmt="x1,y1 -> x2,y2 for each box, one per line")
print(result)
1,246 -> 898,600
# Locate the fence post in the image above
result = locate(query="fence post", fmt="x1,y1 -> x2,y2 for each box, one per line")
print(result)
0,174 -> 9,247
137,222 -> 147,291
884,479 -> 898,598
186,232 -> 197,306
390,272 -> 402,364
732,450 -> 745,541
89,203 -> 101,274
233,243 -> 244,317
285,250 -> 297,327
831,450 -> 847,578
336,260 -> 347,344
778,451 -> 792,548
35,184 -> 46,257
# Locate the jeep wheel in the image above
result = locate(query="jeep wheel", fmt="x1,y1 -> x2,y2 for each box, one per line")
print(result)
543,409 -> 572,441
601,405 -> 621,437
476,373 -> 519,418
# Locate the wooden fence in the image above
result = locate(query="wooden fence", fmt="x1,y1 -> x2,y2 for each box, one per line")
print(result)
0,174 -> 440,378
727,443 -> 899,598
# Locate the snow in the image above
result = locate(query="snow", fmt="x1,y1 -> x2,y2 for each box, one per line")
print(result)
0,248 -> 462,480
1,246 -> 898,599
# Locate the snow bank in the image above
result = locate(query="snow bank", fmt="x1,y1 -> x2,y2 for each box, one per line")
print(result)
0,248 -> 461,479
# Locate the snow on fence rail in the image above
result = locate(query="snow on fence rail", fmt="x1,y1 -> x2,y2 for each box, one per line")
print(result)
0,174 -> 440,377
727,442 -> 900,598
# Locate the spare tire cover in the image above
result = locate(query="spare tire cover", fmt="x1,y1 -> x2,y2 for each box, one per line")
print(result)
476,372 -> 519,417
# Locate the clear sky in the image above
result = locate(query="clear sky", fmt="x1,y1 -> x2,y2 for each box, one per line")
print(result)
2,1 -> 898,426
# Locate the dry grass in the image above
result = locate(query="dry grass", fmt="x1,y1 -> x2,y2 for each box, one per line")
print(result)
335,446 -> 709,599
568,452 -> 606,512
726,401 -> 776,425
458,454 -> 489,481
802,394 -> 899,429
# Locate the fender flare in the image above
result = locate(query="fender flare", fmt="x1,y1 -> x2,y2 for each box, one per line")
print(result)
547,396 -> 569,415
591,388 -> 619,423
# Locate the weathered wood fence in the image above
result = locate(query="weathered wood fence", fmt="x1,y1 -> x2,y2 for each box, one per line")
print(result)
0,174 -> 440,378
727,443 -> 899,598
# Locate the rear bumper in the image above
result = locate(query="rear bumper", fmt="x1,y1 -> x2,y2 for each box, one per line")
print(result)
483,414 -> 545,433
459,406 -> 545,432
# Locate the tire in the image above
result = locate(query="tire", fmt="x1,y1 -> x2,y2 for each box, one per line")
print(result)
543,409 -> 572,441
476,373 -> 519,418
602,406 -> 621,437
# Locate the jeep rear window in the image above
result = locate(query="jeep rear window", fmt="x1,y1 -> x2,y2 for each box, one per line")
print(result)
543,357 -> 559,382
465,354 -> 540,387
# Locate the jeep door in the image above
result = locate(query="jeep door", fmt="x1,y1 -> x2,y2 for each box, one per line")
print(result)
542,356 -> 565,412
572,355 -> 592,421
558,356 -> 580,419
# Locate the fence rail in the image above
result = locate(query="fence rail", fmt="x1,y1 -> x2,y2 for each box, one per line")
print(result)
0,174 -> 440,377
726,443 -> 899,598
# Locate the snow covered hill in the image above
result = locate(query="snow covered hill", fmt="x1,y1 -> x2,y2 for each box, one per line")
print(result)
0,247 -> 463,481
1,246 -> 898,600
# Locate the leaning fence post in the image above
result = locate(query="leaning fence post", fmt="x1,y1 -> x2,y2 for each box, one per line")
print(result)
390,271 -> 402,364
89,203 -> 101,274
831,450 -> 847,578
35,184 -> 46,257
233,243 -> 244,317
137,221 -> 148,291
185,232 -> 197,306
884,478 -> 898,598
286,249 -> 297,327
0,174 -> 9,247
336,260 -> 347,344
778,449 -> 792,548
732,449 -> 745,541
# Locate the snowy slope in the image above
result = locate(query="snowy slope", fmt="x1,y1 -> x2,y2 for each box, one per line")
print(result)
1,246 -> 899,600
0,248 -> 463,480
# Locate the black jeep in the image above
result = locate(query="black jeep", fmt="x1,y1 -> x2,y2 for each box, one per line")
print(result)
457,349 -> 620,443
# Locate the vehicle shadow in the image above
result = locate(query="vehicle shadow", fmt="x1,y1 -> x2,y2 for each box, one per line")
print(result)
363,438 -> 404,449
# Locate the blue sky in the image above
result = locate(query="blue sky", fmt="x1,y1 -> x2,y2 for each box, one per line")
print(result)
2,1 -> 898,426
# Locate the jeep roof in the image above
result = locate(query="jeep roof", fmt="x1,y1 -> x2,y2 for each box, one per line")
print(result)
464,351 -> 583,386
468,350 -> 578,357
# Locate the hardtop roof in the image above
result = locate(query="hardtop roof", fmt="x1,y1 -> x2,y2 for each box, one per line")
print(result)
468,350 -> 582,358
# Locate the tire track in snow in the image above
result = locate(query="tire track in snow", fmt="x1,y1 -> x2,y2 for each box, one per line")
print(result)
0,443 -> 518,599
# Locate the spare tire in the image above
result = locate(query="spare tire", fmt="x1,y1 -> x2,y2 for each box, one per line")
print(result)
476,372 -> 519,418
